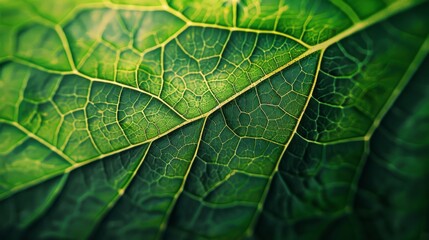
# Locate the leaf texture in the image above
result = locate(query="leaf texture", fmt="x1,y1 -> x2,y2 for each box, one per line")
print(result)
0,0 -> 428,239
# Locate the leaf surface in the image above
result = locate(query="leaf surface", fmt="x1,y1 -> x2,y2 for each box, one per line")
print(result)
0,0 -> 428,239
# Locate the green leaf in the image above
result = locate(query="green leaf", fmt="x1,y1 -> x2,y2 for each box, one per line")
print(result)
0,0 -> 428,239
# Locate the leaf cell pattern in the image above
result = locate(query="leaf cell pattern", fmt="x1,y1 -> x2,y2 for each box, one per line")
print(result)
0,0 -> 428,239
